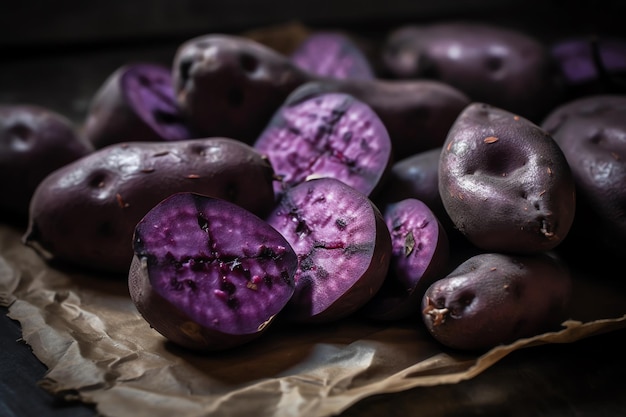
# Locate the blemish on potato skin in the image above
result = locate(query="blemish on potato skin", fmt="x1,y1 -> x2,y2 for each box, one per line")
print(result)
422,296 -> 448,326
484,136 -> 499,144
116,193 -> 130,208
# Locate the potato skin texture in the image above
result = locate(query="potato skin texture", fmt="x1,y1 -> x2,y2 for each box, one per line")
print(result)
24,138 -> 276,274
541,94 -> 626,257
422,252 -> 572,351
439,103 -> 576,253
0,105 -> 93,218
173,34 -> 310,144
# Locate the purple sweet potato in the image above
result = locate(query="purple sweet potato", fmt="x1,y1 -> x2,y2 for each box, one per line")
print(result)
173,34 -> 311,143
382,22 -> 562,122
253,90 -> 392,198
361,198 -> 450,321
439,103 -> 576,253
284,79 -> 470,158
84,62 -> 194,148
422,252 -> 572,351
290,31 -> 375,80
265,177 -> 391,323
129,192 -> 297,351
0,104 -> 93,218
24,137 -> 275,274
541,94 -> 626,257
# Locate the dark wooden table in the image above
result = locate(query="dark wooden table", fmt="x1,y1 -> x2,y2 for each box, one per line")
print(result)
2,3 -> 626,416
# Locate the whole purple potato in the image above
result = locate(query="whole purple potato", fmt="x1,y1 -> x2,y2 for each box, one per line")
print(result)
266,177 -> 391,323
84,63 -> 195,148
0,104 -> 93,218
382,22 -> 562,122
284,79 -> 470,158
173,34 -> 311,143
422,252 -> 572,351
173,34 -> 469,155
361,198 -> 450,321
374,148 -> 449,226
439,103 -> 576,253
24,138 -> 276,274
129,192 -> 298,351
541,94 -> 626,257
290,31 -> 375,80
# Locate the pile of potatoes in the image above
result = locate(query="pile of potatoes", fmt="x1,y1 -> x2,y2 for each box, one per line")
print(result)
2,20 -> 625,352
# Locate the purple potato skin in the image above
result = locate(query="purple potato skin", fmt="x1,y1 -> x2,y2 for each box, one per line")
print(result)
290,31 -> 375,80
0,104 -> 93,218
173,34 -> 311,144
129,193 -> 297,351
551,36 -> 626,99
541,94 -> 626,257
24,138 -> 276,274
84,63 -> 194,149
361,198 -> 450,321
374,147 -> 452,230
382,22 -> 562,122
285,79 -> 470,158
422,252 -> 572,351
253,91 -> 392,199
266,177 -> 391,323
439,103 -> 576,253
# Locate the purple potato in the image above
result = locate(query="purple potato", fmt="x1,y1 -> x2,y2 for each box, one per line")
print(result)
173,34 -> 311,143
0,104 -> 93,218
173,34 -> 469,156
253,91 -> 392,198
84,62 -> 194,148
374,147 -> 451,228
551,36 -> 626,98
422,252 -> 572,351
382,22 -> 562,122
361,198 -> 450,321
265,177 -> 391,323
439,103 -> 576,253
541,94 -> 626,257
24,137 -> 276,274
129,192 -> 297,351
290,31 -> 375,80
284,79 -> 470,158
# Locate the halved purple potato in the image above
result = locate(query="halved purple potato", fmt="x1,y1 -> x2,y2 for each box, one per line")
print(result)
173,34 -> 311,143
551,36 -> 626,98
382,22 -> 562,122
422,252 -> 573,351
253,90 -> 392,198
265,177 -> 391,323
24,137 -> 276,274
84,62 -> 194,148
0,104 -> 93,219
439,103 -> 576,253
361,198 -> 450,321
130,192 -> 297,351
541,94 -> 626,257
286,79 -> 470,158
290,31 -> 375,80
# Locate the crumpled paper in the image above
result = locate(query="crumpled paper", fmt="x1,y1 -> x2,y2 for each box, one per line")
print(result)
2,221 -> 626,417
